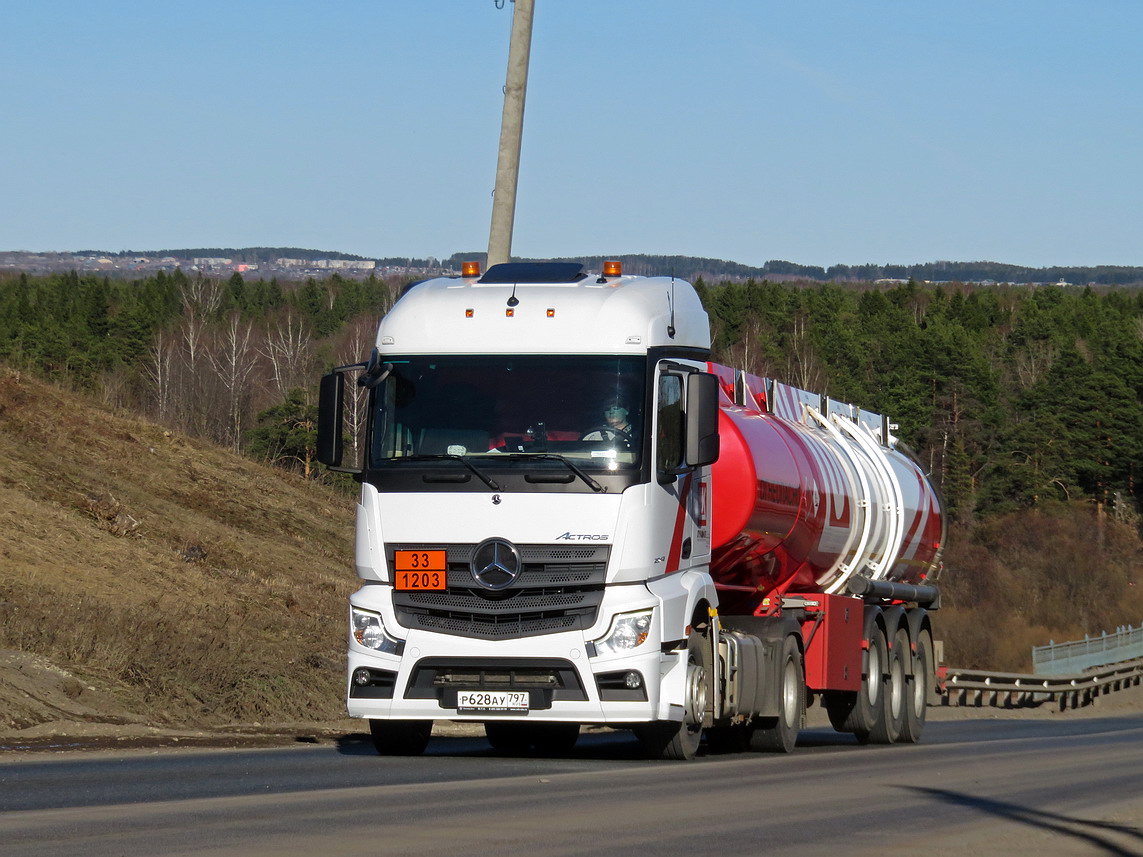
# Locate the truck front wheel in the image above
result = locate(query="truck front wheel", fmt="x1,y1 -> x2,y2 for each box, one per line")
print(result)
635,631 -> 707,760
369,719 -> 432,756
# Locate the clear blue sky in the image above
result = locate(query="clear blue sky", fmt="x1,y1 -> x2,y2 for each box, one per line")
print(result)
3,1 -> 1141,268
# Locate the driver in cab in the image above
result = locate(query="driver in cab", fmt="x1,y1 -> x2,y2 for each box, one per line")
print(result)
582,406 -> 633,442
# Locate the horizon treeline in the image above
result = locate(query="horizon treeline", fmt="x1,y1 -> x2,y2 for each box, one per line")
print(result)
52,246 -> 1143,286
510,255 -> 1143,286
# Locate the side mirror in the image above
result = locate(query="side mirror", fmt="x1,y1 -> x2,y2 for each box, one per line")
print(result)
316,372 -> 345,467
685,372 -> 720,467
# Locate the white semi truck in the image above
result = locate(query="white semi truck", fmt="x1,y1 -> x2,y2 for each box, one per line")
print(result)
317,261 -> 944,759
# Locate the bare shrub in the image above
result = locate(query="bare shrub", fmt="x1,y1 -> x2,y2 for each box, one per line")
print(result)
934,504 -> 1143,670
81,492 -> 141,538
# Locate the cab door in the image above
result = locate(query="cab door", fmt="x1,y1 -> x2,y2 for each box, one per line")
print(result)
653,364 -> 718,573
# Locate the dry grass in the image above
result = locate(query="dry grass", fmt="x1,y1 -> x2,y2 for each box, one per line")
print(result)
0,369 -> 356,728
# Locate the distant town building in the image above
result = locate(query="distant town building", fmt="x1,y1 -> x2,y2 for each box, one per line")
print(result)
312,259 -> 376,270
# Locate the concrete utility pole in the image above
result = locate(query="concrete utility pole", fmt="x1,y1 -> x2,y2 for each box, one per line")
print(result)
487,0 -> 534,268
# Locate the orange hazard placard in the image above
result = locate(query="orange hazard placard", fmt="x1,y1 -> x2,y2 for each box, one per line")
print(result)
393,550 -> 447,590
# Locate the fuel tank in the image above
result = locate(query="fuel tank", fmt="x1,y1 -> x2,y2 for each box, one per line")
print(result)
707,369 -> 943,611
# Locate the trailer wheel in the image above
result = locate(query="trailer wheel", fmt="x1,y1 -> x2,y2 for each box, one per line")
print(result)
899,629 -> 932,744
750,635 -> 804,754
635,631 -> 707,760
828,625 -> 888,743
869,627 -> 908,744
369,719 -> 432,756
529,722 -> 580,756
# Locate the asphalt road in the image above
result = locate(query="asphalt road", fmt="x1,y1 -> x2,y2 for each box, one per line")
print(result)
2,716 -> 1142,857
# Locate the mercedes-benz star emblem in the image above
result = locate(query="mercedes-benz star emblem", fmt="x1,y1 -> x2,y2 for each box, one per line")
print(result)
470,538 -> 523,591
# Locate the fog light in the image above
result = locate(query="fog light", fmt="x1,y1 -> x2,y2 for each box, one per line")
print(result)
624,671 -> 643,689
353,668 -> 373,686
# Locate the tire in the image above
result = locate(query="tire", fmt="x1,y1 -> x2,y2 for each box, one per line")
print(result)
484,721 -> 534,754
528,722 -> 580,756
369,719 -> 432,756
832,625 -> 888,743
824,690 -> 857,733
899,629 -> 932,744
636,631 -> 707,760
869,627 -> 908,744
750,635 -> 804,753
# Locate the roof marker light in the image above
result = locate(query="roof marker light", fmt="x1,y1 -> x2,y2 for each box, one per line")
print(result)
465,308 -> 474,318
546,308 -> 555,317
505,308 -> 515,317
462,261 -> 481,277
602,260 -> 622,277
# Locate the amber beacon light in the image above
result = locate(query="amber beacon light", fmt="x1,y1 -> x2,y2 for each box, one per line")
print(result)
602,260 -> 622,277
461,261 -> 481,277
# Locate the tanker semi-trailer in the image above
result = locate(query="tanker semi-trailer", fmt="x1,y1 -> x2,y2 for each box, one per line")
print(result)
316,260 -> 945,760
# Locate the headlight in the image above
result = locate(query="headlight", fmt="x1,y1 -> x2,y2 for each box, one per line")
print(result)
351,608 -> 403,654
594,610 -> 653,656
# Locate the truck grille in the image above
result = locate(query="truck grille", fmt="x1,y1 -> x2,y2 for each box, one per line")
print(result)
388,543 -> 608,640
405,658 -> 588,703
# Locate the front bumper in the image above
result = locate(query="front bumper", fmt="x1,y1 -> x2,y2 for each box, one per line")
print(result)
346,590 -> 687,724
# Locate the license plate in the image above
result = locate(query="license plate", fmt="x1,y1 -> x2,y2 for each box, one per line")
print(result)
456,691 -> 530,712
394,550 -> 447,590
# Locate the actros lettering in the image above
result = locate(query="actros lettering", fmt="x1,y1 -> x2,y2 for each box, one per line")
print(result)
555,532 -> 610,541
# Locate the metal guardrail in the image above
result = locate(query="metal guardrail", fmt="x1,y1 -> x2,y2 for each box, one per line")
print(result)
1032,623 -> 1143,676
938,658 -> 1143,710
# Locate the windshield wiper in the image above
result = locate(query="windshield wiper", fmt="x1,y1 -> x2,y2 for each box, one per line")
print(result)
395,454 -> 500,490
505,453 -> 605,493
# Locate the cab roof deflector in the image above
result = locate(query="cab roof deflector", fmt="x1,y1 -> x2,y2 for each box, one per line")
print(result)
478,262 -> 587,284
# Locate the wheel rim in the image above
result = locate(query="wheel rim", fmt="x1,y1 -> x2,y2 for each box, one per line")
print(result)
888,642 -> 905,720
865,640 -> 882,706
781,658 -> 799,725
912,640 -> 928,717
685,657 -> 707,728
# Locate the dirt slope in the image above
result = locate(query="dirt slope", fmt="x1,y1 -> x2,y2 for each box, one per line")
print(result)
0,369 -> 359,744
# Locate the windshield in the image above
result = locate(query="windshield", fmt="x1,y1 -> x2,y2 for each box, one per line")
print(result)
370,355 -> 645,470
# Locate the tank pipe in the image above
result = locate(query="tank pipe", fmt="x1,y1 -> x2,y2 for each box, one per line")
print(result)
846,576 -> 941,608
